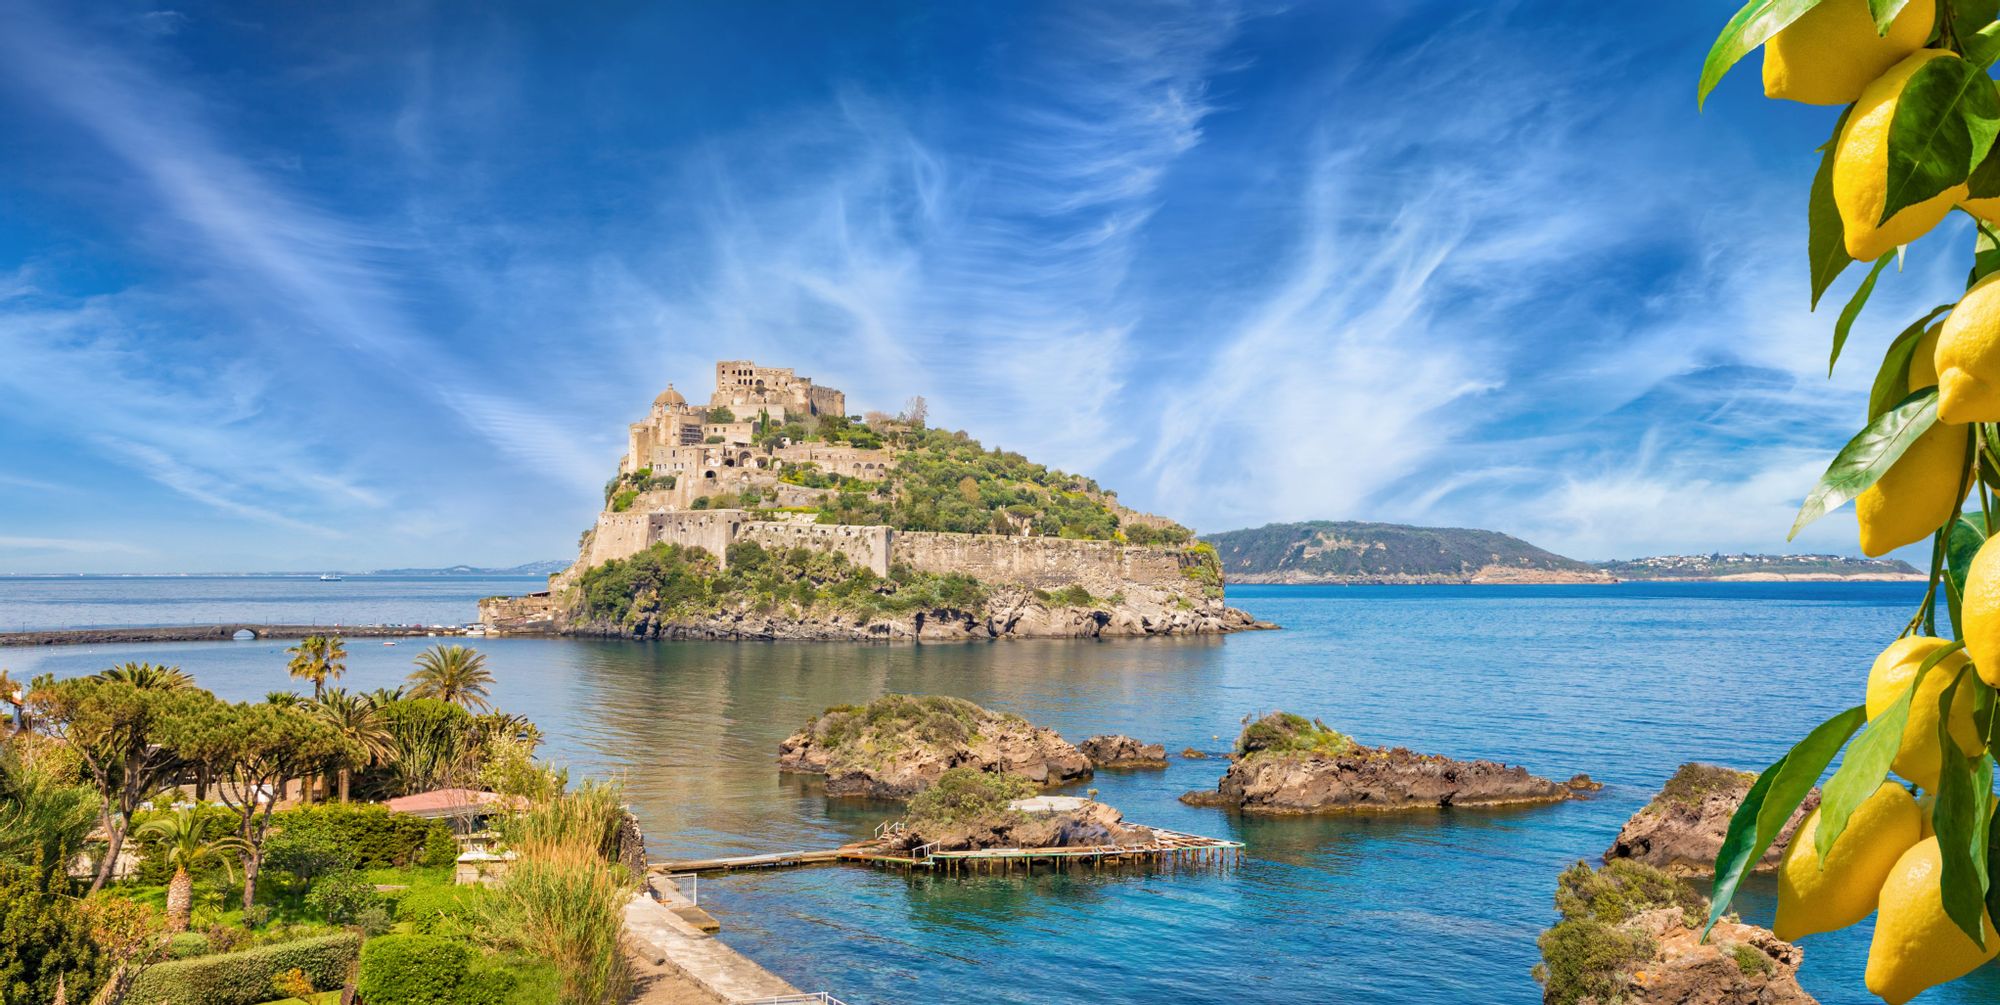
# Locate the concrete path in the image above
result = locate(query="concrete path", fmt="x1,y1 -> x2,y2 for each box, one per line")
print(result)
624,875 -> 801,1004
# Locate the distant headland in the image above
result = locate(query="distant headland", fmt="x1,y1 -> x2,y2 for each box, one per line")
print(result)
1202,521 -> 1923,584
481,361 -> 1268,640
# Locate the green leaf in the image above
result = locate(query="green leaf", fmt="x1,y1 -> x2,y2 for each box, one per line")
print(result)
1970,145 -> 2000,200
1867,0 -> 1911,33
1882,55 -> 2000,224
1698,0 -> 1827,109
1951,514 -> 1988,614
1831,255 -> 1893,374
1812,108 -> 1857,309
1932,680 -> 1992,947
1975,222 -> 2000,288
1962,0 -> 2000,31
1705,705 -> 1867,939
1792,389 -> 1941,539
1973,20 -> 2000,70
1870,307 -> 1953,419
1818,642 -> 1962,857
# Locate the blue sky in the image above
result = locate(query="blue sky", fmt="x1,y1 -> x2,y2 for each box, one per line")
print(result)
0,0 -> 1972,572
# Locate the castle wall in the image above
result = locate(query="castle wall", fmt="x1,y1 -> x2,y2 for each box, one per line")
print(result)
887,532 -> 1187,593
737,520 -> 892,577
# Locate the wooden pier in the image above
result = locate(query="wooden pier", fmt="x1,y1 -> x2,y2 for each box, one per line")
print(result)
654,828 -> 1243,876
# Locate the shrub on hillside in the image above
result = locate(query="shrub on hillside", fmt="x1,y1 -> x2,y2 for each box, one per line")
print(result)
1235,712 -> 1353,759
124,931 -> 360,1005
1532,860 -> 1706,1005
905,768 -> 1036,829
395,884 -> 490,938
304,872 -> 382,927
0,862 -> 104,1004
357,934 -> 513,1005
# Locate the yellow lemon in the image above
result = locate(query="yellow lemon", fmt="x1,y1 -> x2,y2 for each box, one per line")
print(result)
1856,324 -> 1969,555
1864,636 -> 1981,790
1866,837 -> 2000,1004
1835,50 -> 1967,261
1774,783 -> 1920,941
1960,536 -> 2000,686
1938,271 -> 2000,422
1764,0 -> 1935,105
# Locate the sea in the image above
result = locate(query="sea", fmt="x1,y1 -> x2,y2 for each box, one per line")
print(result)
1,575 -> 1992,1004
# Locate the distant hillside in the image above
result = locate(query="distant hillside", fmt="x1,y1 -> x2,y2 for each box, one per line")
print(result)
1596,554 -> 1922,581
370,560 -> 568,577
1202,522 -> 1612,585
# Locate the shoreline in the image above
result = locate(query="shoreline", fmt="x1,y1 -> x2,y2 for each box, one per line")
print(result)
0,623 -> 478,647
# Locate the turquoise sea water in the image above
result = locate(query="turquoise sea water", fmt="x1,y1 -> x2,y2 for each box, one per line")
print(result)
3,578 -> 1997,1003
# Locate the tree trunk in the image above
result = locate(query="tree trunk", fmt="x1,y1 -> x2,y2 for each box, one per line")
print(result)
89,814 -> 126,894
241,846 -> 262,916
338,767 -> 351,803
166,867 -> 193,932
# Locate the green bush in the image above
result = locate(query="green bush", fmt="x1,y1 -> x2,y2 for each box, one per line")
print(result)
166,931 -> 213,959
304,872 -> 380,926
357,935 -> 512,1005
904,767 -> 1037,828
270,804 -> 452,870
125,932 -> 360,1005
1533,860 -> 1706,1005
1235,712 -> 1354,758
0,862 -> 103,1004
395,884 -> 490,938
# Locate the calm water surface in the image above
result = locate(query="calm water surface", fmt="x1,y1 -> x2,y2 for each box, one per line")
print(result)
4,579 -> 1994,1004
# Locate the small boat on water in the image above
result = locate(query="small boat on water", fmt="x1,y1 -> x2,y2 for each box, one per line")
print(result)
319,573 -> 344,581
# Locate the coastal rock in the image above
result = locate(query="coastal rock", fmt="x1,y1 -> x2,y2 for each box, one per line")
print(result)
551,584 -> 1273,642
891,796 -> 1158,854
1180,713 -> 1572,814
776,694 -> 1091,799
1535,861 -> 1814,1005
1603,763 -> 1817,877
1080,735 -> 1168,769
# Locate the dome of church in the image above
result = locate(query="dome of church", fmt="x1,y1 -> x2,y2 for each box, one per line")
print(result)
654,385 -> 685,408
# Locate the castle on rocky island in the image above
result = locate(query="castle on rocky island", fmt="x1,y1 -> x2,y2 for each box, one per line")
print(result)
479,360 -> 1263,640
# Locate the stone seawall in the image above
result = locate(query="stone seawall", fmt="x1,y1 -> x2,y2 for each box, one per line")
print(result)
562,508 -> 1198,594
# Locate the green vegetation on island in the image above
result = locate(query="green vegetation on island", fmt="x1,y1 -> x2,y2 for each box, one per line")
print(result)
1201,521 -> 1603,583
576,540 -> 989,628
1235,712 -> 1355,759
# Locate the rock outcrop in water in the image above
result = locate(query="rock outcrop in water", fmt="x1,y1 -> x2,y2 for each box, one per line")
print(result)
877,774 -> 1158,855
777,694 -> 1091,799
1603,763 -> 1818,877
1534,860 -> 1814,1005
1180,712 -> 1577,814
1079,735 -> 1167,769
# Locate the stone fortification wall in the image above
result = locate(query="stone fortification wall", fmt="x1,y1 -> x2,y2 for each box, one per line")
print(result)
738,520 -> 892,576
889,531 -> 1186,593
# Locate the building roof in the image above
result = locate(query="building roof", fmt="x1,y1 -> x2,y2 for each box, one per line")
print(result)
654,384 -> 685,407
385,788 -> 526,819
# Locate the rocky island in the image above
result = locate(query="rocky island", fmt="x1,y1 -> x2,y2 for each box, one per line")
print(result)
873,769 -> 1163,856
1603,763 -> 1817,877
480,360 -> 1269,640
1202,521 -> 1614,585
776,694 -> 1091,799
1079,734 -> 1168,769
1181,712 -> 1586,813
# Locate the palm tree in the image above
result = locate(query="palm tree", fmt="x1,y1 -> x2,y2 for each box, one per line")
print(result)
365,685 -> 407,707
0,750 -> 97,881
95,662 -> 195,690
136,809 -> 250,932
312,689 -> 393,802
285,635 -> 347,700
475,712 -> 542,750
407,645 -> 494,711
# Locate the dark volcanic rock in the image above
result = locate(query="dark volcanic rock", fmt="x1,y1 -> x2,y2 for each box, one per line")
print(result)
1182,745 -> 1572,814
776,694 -> 1091,799
1080,735 -> 1168,769
1603,763 -> 1818,877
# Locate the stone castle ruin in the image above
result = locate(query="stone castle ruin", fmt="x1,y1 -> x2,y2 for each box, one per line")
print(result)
481,360 -> 1241,636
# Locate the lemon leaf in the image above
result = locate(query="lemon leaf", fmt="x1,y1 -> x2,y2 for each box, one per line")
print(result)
1882,55 -> 2000,224
1810,109 -> 1856,309
1933,682 -> 1991,948
1868,0 -> 1912,34
1830,255 -> 1892,373
1950,514 -> 1987,619
1817,642 -> 1961,857
1868,308 -> 1953,419
1791,388 -> 1940,538
1697,0 -> 1827,110
1704,705 -> 1866,940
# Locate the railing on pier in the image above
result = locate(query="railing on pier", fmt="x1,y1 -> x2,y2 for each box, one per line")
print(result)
660,871 -> 698,904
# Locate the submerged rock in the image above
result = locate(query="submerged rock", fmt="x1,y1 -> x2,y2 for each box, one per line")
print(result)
1080,735 -> 1168,769
1603,763 -> 1817,877
1180,712 -> 1573,814
777,694 -> 1091,799
1534,860 -> 1814,1005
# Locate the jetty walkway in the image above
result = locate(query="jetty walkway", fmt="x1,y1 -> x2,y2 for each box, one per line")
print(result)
0,623 -> 477,647
655,827 -> 1244,876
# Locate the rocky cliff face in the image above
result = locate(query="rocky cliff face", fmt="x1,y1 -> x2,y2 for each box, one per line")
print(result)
1603,763 -> 1817,877
776,695 -> 1092,799
1183,745 -> 1582,814
558,584 -> 1269,642
1569,909 -> 1816,1005
888,798 -> 1158,854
